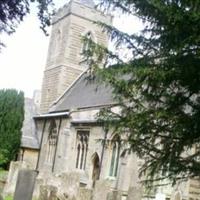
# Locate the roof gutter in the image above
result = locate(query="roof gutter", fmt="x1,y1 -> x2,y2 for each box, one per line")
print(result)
33,111 -> 69,119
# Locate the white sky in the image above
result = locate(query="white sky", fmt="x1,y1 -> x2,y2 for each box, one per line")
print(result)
0,1 -> 143,98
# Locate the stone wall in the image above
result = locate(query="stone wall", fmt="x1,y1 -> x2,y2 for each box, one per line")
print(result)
188,178 -> 200,200
22,149 -> 38,169
35,109 -> 143,199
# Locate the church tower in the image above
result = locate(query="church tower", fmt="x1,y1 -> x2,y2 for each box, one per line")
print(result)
40,0 -> 112,113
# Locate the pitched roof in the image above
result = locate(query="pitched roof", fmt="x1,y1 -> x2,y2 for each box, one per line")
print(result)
21,136 -> 39,150
21,98 -> 39,149
50,72 -> 115,113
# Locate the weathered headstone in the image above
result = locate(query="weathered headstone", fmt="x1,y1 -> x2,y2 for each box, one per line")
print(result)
127,187 -> 142,200
47,185 -> 58,200
77,188 -> 92,200
39,185 -> 59,200
93,180 -> 111,200
13,169 -> 38,200
39,185 -> 48,200
60,172 -> 80,199
106,190 -> 121,200
3,161 -> 29,196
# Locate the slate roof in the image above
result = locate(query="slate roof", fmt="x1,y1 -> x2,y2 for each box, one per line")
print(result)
21,98 -> 40,149
21,136 -> 39,150
50,72 -> 116,113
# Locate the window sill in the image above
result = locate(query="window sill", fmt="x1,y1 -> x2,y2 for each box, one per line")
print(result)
106,176 -> 117,181
75,168 -> 85,173
75,169 -> 89,185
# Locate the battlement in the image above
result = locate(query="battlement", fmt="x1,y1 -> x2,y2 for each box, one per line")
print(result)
52,0 -> 112,25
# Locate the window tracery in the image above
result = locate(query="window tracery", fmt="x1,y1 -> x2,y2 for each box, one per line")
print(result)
76,130 -> 89,170
109,135 -> 121,177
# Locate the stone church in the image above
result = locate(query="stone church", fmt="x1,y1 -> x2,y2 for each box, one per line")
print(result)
5,0 -> 200,200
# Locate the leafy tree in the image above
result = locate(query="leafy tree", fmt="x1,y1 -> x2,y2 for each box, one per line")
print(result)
0,89 -> 24,169
87,0 -> 200,184
0,0 -> 54,48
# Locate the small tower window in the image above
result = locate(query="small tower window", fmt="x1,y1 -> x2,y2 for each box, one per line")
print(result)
81,31 -> 93,54
109,135 -> 121,177
46,120 -> 58,164
76,130 -> 89,170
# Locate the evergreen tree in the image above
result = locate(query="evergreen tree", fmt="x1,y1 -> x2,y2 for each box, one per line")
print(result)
87,0 -> 200,184
0,0 -> 54,48
0,89 -> 24,169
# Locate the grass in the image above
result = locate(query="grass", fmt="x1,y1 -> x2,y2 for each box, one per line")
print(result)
0,169 -> 9,199
4,196 -> 13,200
0,169 -> 8,181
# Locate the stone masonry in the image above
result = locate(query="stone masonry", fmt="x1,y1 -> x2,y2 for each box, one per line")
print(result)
40,0 -> 112,113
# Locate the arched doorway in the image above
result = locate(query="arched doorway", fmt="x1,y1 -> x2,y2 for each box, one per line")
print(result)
91,152 -> 100,187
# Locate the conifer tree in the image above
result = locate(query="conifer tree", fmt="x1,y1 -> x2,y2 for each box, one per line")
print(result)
88,0 -> 200,184
0,89 -> 24,169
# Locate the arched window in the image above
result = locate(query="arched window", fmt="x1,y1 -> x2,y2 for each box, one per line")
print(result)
109,135 -> 121,177
46,120 -> 58,163
76,130 -> 89,170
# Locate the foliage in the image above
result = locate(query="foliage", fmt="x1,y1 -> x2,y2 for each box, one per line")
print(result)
0,169 -> 8,181
0,89 -> 24,169
0,0 -> 54,48
87,0 -> 200,184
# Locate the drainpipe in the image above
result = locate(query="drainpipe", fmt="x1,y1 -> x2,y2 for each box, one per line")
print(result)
99,126 -> 108,179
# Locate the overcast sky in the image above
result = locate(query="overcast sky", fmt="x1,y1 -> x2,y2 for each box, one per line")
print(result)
0,1 -> 143,98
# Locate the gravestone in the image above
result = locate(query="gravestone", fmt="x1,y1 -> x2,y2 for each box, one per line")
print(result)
13,169 -> 38,200
127,187 -> 142,200
93,180 -> 111,200
106,190 -> 121,200
39,185 -> 58,200
3,161 -> 29,196
77,188 -> 93,200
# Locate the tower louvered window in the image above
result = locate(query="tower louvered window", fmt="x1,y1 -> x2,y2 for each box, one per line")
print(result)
76,130 -> 89,170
